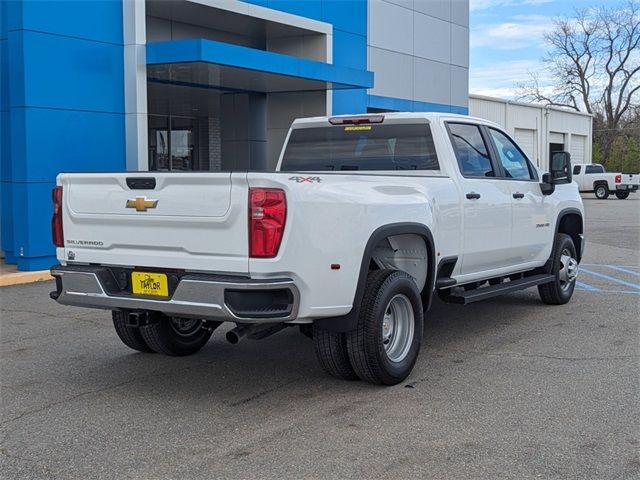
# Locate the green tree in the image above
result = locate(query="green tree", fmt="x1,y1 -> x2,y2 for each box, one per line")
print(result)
607,136 -> 626,171
592,141 -> 603,164
623,137 -> 640,172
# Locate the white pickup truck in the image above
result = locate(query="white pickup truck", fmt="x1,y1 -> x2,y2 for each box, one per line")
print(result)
571,162 -> 639,199
50,113 -> 585,385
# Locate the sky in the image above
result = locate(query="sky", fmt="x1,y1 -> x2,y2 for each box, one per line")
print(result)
469,0 -> 607,99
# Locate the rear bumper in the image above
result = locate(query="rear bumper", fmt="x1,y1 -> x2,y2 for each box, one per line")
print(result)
616,184 -> 638,191
50,265 -> 300,323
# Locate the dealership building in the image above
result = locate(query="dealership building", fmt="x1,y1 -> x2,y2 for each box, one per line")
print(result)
1,0 -> 470,270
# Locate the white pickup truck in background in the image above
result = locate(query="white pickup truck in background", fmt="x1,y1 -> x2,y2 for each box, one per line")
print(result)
572,162 -> 639,199
50,113 -> 585,385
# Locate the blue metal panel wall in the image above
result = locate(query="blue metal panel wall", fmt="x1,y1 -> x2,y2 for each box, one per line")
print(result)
368,95 -> 469,114
1,0 -> 126,271
243,1 -> 466,115
244,0 -> 368,115
1,1 -> 12,263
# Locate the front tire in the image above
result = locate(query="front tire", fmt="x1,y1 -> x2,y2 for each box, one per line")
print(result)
346,270 -> 424,385
615,192 -> 630,199
313,326 -> 359,380
140,314 -> 216,356
595,185 -> 609,199
538,233 -> 578,305
112,311 -> 153,353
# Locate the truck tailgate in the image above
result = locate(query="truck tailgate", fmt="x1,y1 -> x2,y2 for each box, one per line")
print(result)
58,172 -> 249,273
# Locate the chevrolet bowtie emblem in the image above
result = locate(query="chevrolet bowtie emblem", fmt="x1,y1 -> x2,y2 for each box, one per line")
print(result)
126,196 -> 159,212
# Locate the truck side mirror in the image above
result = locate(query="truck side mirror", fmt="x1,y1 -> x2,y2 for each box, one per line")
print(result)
550,151 -> 572,184
541,151 -> 572,195
540,173 -> 555,195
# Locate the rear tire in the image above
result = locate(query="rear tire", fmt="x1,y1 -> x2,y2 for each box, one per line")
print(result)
346,269 -> 423,386
538,233 -> 578,305
140,314 -> 215,356
594,184 -> 609,199
112,311 -> 153,353
615,192 -> 629,199
313,326 -> 359,380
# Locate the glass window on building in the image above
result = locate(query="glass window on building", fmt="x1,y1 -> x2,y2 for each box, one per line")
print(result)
148,115 -> 201,171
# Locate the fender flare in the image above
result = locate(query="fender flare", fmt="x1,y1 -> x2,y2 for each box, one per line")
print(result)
314,223 -> 436,333
592,180 -> 608,192
553,207 -> 584,262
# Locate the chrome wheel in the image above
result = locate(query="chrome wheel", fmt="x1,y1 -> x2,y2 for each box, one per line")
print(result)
381,294 -> 415,363
169,317 -> 202,337
558,248 -> 578,291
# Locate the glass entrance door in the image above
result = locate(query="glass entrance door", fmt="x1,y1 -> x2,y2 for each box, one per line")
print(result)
148,115 -> 199,171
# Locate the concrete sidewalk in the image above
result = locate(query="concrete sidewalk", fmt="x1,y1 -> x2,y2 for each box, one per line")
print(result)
0,260 -> 51,287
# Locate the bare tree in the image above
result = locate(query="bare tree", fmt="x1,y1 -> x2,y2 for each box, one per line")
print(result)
518,1 -> 640,161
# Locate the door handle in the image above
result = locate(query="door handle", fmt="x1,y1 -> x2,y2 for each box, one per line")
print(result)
512,192 -> 525,199
466,192 -> 481,200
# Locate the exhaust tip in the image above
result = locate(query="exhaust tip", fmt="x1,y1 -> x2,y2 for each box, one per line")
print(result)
226,330 -> 241,344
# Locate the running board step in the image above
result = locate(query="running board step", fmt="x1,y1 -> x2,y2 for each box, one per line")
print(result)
441,274 -> 555,305
435,277 -> 457,289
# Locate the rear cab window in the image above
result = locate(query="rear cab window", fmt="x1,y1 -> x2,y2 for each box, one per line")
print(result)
585,164 -> 605,174
573,165 -> 582,174
280,123 -> 440,172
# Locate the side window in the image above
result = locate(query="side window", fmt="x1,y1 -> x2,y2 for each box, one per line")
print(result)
573,165 -> 582,175
585,164 -> 605,174
488,128 -> 534,180
448,123 -> 494,177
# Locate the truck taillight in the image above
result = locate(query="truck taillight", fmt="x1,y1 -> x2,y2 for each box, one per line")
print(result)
52,186 -> 64,248
249,188 -> 286,258
615,174 -> 622,183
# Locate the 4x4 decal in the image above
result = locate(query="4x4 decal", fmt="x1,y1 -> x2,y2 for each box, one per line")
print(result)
289,176 -> 322,183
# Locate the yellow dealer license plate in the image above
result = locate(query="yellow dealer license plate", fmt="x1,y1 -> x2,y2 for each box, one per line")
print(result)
131,272 -> 169,297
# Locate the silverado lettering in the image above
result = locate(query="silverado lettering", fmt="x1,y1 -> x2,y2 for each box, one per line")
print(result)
65,239 -> 104,247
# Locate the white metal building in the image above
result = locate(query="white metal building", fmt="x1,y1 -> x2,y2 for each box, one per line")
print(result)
469,94 -> 593,171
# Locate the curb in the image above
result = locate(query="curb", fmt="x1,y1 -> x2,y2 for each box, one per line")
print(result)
0,270 -> 53,287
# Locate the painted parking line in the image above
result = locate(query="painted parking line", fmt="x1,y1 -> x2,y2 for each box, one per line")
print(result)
574,284 -> 640,295
579,267 -> 640,290
595,290 -> 640,295
583,264 -> 640,269
573,264 -> 640,295
605,265 -> 640,277
574,288 -> 640,295
575,280 -> 600,291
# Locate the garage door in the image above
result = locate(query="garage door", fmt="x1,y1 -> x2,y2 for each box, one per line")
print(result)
514,128 -> 537,165
571,135 -> 586,164
549,132 -> 565,144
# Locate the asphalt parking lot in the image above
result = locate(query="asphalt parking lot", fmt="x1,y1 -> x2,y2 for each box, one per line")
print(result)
1,196 -> 638,480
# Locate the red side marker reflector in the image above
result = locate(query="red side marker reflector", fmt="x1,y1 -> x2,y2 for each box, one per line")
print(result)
331,264 -> 341,270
